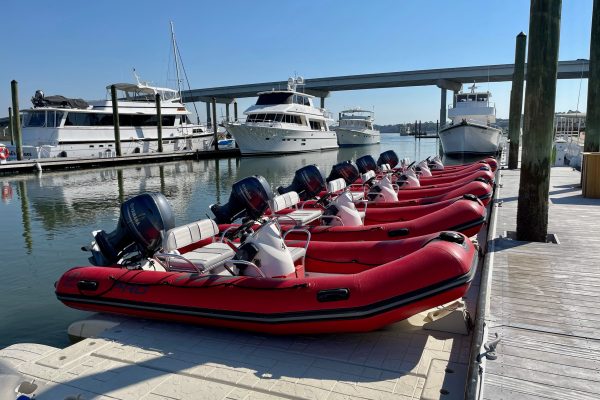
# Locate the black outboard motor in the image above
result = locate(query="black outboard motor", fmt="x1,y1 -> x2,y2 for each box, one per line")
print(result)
277,165 -> 326,201
211,175 -> 273,224
327,161 -> 360,185
356,155 -> 378,174
95,192 -> 175,264
377,150 -> 399,169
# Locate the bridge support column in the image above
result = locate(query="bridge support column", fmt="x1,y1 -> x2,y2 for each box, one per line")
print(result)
439,88 -> 447,128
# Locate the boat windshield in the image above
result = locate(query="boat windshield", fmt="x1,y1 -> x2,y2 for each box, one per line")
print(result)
256,93 -> 293,105
23,110 -> 65,128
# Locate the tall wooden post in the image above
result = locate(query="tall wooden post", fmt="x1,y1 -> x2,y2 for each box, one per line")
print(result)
585,0 -> 600,152
320,97 -> 325,108
212,97 -> 219,151
8,107 -> 14,145
110,85 -> 122,156
508,32 -> 527,169
11,80 -> 23,160
234,100 -> 238,121
516,0 -> 562,242
225,103 -> 230,123
155,93 -> 163,153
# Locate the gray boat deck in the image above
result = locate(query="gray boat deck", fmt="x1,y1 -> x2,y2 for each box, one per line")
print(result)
482,167 -> 600,399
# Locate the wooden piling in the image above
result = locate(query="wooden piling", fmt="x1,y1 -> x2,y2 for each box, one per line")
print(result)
234,101 -> 238,121
110,85 -> 122,156
516,0 -> 562,242
212,97 -> 219,151
206,102 -> 212,128
508,32 -> 527,169
8,107 -> 14,145
155,93 -> 163,153
225,103 -> 230,123
584,0 -> 600,152
320,97 -> 325,109
11,80 -> 23,160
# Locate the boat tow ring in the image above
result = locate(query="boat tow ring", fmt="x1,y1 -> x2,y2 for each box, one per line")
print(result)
0,146 -> 9,160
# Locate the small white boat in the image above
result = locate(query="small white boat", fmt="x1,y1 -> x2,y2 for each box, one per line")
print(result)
439,85 -> 502,155
225,77 -> 338,155
335,108 -> 380,147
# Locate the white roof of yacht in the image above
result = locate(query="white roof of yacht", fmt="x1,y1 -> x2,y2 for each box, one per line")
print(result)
256,89 -> 315,98
340,108 -> 373,114
107,83 -> 178,95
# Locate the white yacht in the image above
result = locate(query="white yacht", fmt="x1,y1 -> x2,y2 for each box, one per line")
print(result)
439,85 -> 502,155
5,78 -> 214,160
225,77 -> 337,155
335,108 -> 380,146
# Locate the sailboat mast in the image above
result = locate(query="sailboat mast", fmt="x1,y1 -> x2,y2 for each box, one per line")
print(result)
170,21 -> 182,99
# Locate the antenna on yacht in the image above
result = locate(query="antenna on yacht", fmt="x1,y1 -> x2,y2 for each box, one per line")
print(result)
170,21 -> 182,99
469,82 -> 478,93
133,68 -> 142,85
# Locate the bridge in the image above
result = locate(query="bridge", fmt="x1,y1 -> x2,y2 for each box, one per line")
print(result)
182,59 -> 589,125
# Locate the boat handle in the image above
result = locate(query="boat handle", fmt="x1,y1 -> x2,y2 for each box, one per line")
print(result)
224,260 -> 266,277
283,227 -> 311,267
154,252 -> 204,274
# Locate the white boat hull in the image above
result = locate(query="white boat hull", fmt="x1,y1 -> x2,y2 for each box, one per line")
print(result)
439,123 -> 501,155
4,126 -> 214,160
335,128 -> 380,146
226,124 -> 338,155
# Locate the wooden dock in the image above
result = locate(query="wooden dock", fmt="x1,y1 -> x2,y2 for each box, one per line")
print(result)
481,167 -> 600,399
0,148 -> 240,175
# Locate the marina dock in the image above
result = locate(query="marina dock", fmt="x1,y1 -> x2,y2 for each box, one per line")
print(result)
480,167 -> 600,399
0,149 -> 239,174
3,162 -> 600,399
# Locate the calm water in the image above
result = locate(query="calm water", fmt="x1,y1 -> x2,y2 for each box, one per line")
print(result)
0,135 -> 474,349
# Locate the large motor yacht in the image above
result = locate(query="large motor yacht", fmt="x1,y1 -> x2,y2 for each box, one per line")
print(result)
438,85 -> 502,155
225,77 -> 337,155
335,108 -> 380,146
6,78 -> 213,160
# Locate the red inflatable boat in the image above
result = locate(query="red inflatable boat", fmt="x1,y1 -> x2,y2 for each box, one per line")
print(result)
56,227 -> 477,334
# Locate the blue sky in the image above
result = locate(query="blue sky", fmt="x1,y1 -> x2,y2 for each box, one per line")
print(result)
1,0 -> 592,125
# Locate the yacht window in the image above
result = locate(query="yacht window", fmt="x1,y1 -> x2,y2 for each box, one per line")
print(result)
293,115 -> 301,125
55,111 -> 65,127
254,114 -> 266,122
264,114 -> 276,122
275,114 -> 284,122
24,111 -> 47,127
97,114 -> 113,126
303,97 -> 310,106
65,112 -> 95,126
467,95 -> 477,101
309,120 -> 321,130
246,115 -> 254,122
256,93 -> 293,105
457,95 -> 468,102
477,94 -> 488,102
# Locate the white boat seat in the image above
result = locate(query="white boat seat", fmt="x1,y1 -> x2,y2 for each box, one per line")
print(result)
177,242 -> 235,273
361,170 -> 376,182
279,209 -> 322,226
327,178 -> 347,193
358,211 -> 366,220
163,219 -> 219,251
272,191 -> 300,212
161,219 -> 235,273
380,163 -> 391,172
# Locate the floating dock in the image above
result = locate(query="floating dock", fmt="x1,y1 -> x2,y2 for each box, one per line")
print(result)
480,166 -> 600,399
0,148 -> 239,175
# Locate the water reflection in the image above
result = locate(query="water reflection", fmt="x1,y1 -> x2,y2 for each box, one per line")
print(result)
0,134 -> 475,349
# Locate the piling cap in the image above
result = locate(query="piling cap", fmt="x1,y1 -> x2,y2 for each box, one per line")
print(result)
517,31 -> 526,37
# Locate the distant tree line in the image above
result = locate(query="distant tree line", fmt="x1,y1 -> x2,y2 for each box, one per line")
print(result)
375,118 -> 509,134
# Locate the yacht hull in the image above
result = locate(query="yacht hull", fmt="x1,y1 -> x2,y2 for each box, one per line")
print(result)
439,122 -> 501,155
335,128 -> 381,147
227,124 -> 338,155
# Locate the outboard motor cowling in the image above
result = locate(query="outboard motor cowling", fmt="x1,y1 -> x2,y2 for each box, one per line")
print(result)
211,175 -> 273,224
95,192 -> 175,264
356,155 -> 378,174
428,155 -> 444,171
277,165 -> 326,201
327,161 -> 360,185
415,160 -> 433,177
377,150 -> 399,169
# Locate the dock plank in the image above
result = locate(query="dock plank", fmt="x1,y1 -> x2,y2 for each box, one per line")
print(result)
482,167 -> 600,400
